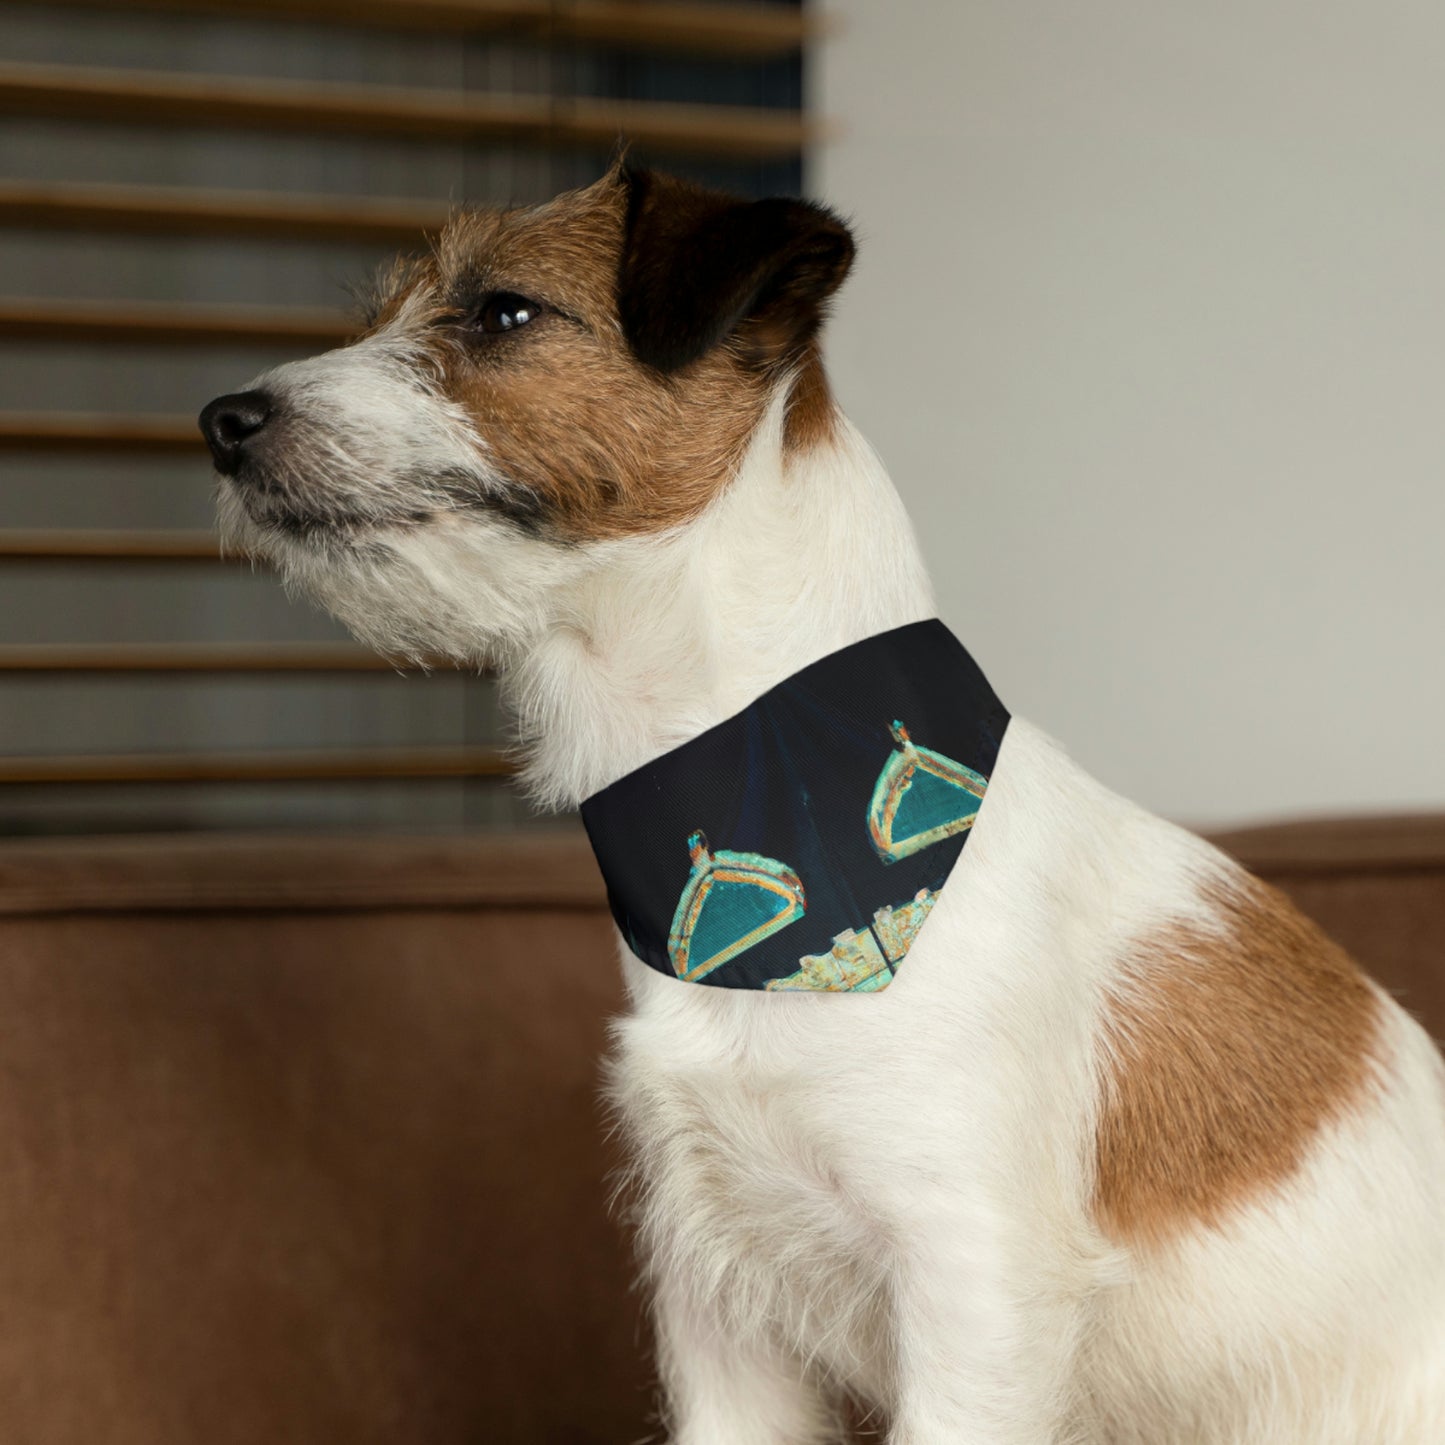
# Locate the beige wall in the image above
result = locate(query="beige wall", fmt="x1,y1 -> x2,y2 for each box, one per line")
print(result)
813,1 -> 1444,827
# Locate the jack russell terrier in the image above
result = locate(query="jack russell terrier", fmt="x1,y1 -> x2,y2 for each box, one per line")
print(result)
200,164 -> 1445,1444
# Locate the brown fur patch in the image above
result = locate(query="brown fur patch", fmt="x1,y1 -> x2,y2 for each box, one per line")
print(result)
1093,872 -> 1383,1247
364,171 -> 844,541
783,341 -> 839,453
373,175 -> 770,541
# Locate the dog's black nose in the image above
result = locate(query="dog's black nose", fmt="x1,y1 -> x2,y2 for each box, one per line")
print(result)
199,390 -> 273,475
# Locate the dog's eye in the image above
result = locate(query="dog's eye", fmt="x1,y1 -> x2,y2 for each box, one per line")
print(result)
474,292 -> 542,335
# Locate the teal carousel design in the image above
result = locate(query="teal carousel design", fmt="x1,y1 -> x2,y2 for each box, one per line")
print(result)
667,832 -> 806,983
867,720 -> 989,863
765,887 -> 938,994
667,720 -> 987,990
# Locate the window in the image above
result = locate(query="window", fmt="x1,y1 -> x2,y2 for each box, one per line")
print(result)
0,0 -> 811,835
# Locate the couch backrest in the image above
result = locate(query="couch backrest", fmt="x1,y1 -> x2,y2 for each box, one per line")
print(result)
0,832 -> 647,1445
0,820 -> 1439,1443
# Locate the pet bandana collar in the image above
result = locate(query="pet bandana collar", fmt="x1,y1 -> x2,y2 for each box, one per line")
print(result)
579,620 -> 1009,993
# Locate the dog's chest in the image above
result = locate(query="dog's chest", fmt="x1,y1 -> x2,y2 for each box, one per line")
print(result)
611,994 -> 897,1386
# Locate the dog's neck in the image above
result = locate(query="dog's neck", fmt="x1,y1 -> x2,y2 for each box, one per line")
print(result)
505,390 -> 938,809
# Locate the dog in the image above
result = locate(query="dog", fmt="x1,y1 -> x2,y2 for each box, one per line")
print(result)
200,163 -> 1445,1443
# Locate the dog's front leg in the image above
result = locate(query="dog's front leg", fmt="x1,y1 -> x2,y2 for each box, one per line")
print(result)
884,1213 -> 1085,1445
654,1274 -> 841,1445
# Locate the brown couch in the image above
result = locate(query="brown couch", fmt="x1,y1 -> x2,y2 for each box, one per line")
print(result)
0,819 -> 1439,1443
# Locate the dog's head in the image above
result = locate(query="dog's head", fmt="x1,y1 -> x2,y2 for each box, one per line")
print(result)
199,166 -> 854,662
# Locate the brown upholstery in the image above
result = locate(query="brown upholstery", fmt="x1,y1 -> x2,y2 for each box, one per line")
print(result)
0,819 -> 1440,1442
0,833 -> 647,1445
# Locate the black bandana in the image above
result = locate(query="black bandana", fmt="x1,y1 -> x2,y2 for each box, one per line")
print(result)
579,620 -> 1009,993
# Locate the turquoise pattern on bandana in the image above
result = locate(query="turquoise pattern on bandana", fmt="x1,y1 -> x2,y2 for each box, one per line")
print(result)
868,721 -> 990,864
668,834 -> 806,983
580,620 -> 1009,993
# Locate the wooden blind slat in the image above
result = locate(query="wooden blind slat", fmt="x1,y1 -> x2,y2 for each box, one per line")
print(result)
0,530 -> 227,561
0,298 -> 353,348
0,180 -> 449,245
0,62 -> 818,161
20,0 -> 815,58
0,643 -> 428,672
0,412 -> 201,452
0,746 -> 513,784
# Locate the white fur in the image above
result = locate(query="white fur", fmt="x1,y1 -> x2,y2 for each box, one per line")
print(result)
221,354 -> 1445,1442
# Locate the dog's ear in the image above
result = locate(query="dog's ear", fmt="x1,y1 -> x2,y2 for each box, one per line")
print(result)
618,167 -> 855,375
